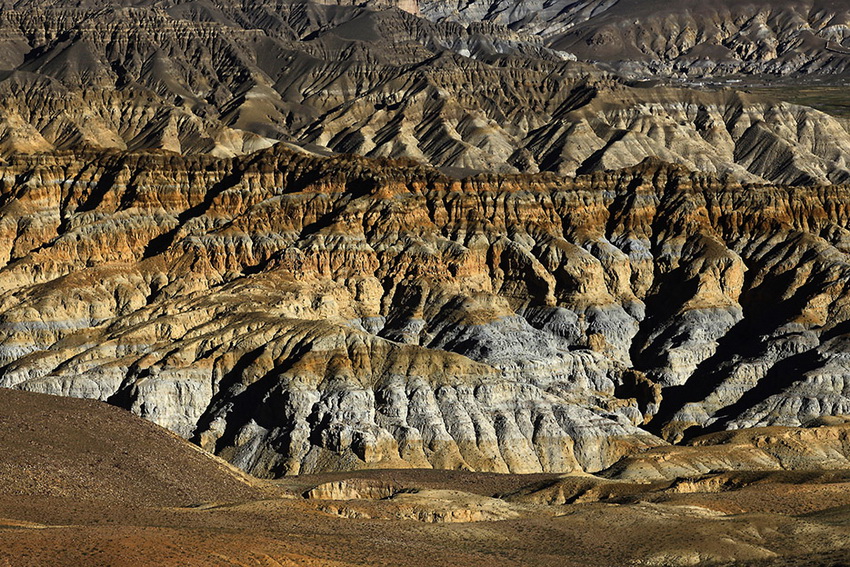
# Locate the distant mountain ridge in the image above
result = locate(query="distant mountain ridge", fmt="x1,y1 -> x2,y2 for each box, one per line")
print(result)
421,0 -> 850,77
0,0 -> 848,184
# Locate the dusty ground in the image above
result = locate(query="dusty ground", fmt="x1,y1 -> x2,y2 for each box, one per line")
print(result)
1,389 -> 850,566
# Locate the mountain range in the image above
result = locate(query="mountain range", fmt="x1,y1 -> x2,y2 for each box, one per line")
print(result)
1,0 -> 850,477
0,0 -> 850,184
3,146 -> 850,478
6,1 -> 850,564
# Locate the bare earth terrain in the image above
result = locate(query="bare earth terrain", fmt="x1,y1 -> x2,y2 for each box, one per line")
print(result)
5,0 -> 850,565
2,388 -> 850,566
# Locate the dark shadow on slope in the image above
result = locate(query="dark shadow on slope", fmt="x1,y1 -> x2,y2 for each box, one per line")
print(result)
697,348 -> 823,437
576,130 -> 627,175
105,366 -> 150,409
76,166 -> 120,213
642,318 -> 753,437
142,166 -> 245,258
820,319 -> 850,343
551,84 -> 598,118
189,337 -> 317,476
627,171 -> 696,372
297,176 -> 378,238
628,267 -> 699,371
603,177 -> 643,240
644,267 -> 832,439
189,345 -> 267,445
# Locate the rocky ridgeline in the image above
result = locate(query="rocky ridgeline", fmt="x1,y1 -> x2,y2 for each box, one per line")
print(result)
0,1 -> 849,184
1,146 -> 850,476
423,0 -> 850,78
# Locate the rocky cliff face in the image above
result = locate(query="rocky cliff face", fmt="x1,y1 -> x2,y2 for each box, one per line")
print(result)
0,0 -> 850,185
2,146 -> 850,476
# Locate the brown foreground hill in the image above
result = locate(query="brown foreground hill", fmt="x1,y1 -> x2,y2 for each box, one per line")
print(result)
2,388 -> 850,566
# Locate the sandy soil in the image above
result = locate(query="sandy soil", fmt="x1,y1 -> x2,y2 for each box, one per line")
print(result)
1,389 -> 850,566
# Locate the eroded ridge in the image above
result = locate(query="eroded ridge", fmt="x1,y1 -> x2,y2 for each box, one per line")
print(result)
2,147 -> 850,476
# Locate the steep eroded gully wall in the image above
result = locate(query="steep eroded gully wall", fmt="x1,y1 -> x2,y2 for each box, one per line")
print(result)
1,146 -> 849,476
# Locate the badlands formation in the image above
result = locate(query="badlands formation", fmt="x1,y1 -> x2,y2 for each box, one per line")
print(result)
0,0 -> 848,182
3,147 -> 850,479
2,0 -> 850,564
425,0 -> 850,77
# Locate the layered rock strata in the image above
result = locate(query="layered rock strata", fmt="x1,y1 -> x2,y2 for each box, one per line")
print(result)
2,147 -> 850,475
